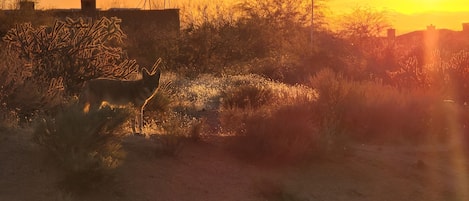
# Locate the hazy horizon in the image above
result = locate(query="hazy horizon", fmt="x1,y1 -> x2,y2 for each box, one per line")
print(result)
3,0 -> 469,35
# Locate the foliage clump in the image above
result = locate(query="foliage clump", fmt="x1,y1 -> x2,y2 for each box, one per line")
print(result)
1,16 -> 139,123
0,47 -> 65,124
309,68 -> 443,144
221,84 -> 273,109
3,17 -> 137,95
219,78 -> 320,163
33,105 -> 130,194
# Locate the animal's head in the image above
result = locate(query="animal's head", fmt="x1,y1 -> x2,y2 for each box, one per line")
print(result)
142,67 -> 161,91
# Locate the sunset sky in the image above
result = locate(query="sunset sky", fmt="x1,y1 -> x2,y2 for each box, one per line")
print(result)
10,0 -> 469,34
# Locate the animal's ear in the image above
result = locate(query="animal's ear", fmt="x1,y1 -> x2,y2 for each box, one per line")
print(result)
142,68 -> 150,78
150,58 -> 162,74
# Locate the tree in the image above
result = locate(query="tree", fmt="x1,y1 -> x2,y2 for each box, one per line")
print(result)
338,6 -> 391,45
334,7 -> 394,79
235,0 -> 324,57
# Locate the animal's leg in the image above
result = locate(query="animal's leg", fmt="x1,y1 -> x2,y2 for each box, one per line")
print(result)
131,116 -> 137,134
139,107 -> 144,135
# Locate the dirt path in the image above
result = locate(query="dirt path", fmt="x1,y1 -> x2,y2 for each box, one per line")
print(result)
1,128 -> 468,201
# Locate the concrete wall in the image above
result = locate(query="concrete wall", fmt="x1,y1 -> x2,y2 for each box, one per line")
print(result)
0,8 -> 180,36
49,9 -> 180,35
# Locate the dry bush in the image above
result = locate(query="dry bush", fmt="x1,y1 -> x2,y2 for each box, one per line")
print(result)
223,103 -> 317,163
0,48 -> 26,126
221,84 -> 273,109
152,112 -> 205,156
220,80 -> 319,163
144,81 -> 173,122
141,77 -> 206,155
3,17 -> 137,95
33,105 -> 130,194
158,0 -> 317,78
309,68 -> 445,144
1,17 -> 139,124
0,47 -> 66,125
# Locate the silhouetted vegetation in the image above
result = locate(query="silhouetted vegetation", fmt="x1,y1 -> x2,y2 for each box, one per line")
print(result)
33,105 -> 130,194
3,17 -> 137,95
2,0 -> 469,198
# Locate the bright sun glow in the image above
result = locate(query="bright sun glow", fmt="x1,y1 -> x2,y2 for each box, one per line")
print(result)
327,0 -> 469,14
10,0 -> 469,36
394,0 -> 450,14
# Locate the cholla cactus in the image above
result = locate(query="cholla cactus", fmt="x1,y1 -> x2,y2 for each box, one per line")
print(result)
3,16 -> 137,95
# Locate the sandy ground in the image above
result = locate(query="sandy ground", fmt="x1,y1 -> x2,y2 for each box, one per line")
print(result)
1,127 -> 468,201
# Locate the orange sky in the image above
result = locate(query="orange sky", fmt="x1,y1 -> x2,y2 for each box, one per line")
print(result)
12,0 -> 469,35
327,0 -> 469,34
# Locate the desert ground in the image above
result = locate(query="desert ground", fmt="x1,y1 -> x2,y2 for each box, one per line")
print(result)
1,125 -> 468,201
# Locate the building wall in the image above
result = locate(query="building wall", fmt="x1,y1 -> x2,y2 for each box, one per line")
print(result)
0,7 -> 180,37
100,9 -> 180,34
49,9 -> 180,35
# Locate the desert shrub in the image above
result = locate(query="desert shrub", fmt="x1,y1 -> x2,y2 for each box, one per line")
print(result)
236,54 -> 312,84
221,84 -> 274,110
236,0 -> 314,56
1,17 -> 138,122
3,17 -> 137,95
33,105 -> 130,194
387,56 -> 431,89
152,112 -> 205,156
0,46 -> 66,124
140,76 -> 207,155
169,2 -> 248,76
144,81 -> 173,122
162,0 -> 319,77
0,48 -> 26,126
309,68 -> 443,144
220,80 -> 319,163
308,69 -> 354,149
8,77 -> 66,123
440,50 -> 469,102
223,102 -> 317,163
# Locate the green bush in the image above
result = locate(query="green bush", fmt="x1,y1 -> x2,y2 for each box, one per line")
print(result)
33,105 -> 130,194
